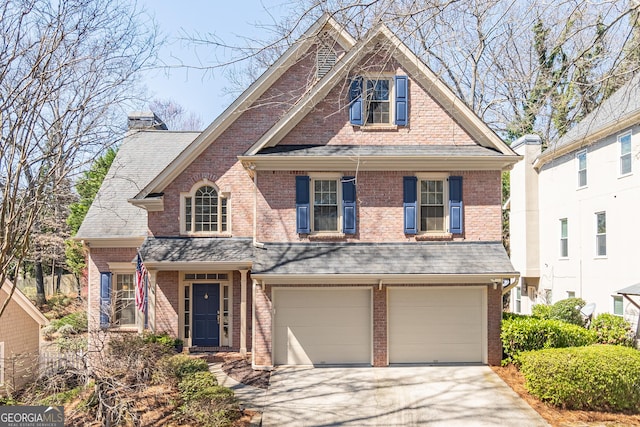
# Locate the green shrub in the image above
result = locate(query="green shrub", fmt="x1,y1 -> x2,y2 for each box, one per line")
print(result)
178,371 -> 218,402
181,386 -> 240,427
155,354 -> 210,384
503,312 -> 530,321
519,345 -> 640,412
51,311 -> 88,334
143,331 -> 182,350
501,316 -> 596,363
549,298 -> 586,326
531,304 -> 552,319
590,313 -> 636,347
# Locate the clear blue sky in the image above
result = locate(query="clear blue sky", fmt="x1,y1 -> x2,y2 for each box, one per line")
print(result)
138,0 -> 291,127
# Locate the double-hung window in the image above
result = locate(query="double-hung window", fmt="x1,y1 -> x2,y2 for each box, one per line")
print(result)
420,179 -> 445,232
349,75 -> 408,126
577,150 -> 587,188
296,175 -> 357,235
313,178 -> 339,231
596,211 -> 606,257
619,132 -> 632,176
403,175 -> 463,235
560,218 -> 568,258
115,273 -> 135,326
182,183 -> 228,234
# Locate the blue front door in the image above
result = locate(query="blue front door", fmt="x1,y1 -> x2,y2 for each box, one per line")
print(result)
192,283 -> 220,346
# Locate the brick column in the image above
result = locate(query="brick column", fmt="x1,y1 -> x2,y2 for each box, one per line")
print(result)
373,285 -> 388,367
487,284 -> 503,365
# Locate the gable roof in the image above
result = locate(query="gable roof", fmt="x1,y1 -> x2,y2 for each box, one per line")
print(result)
75,130 -> 198,245
1,280 -> 49,326
536,73 -> 640,168
244,23 -> 517,159
131,14 -> 355,200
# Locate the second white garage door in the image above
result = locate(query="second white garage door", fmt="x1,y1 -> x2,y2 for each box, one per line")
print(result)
273,288 -> 371,365
388,287 -> 486,364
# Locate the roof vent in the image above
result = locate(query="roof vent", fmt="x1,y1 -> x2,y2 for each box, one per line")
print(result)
316,45 -> 336,79
127,111 -> 168,130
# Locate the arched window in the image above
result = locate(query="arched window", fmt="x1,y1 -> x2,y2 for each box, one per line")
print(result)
183,184 -> 228,234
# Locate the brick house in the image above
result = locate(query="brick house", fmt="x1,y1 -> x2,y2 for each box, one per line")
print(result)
0,280 -> 49,393
76,15 -> 520,368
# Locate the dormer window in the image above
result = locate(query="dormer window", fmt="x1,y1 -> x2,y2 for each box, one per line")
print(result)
182,183 -> 228,234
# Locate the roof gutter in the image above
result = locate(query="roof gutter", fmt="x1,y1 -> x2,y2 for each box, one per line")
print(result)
502,275 -> 520,295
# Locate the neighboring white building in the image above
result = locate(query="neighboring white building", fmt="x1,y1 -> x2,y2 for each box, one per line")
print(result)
509,74 -> 640,336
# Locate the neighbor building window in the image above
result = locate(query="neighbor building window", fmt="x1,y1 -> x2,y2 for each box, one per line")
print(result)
613,296 -> 624,316
515,287 -> 521,313
596,212 -> 606,256
115,273 -> 135,326
313,178 -> 339,232
619,132 -> 632,175
420,179 -> 446,232
560,218 -> 568,257
183,183 -> 228,234
567,291 -> 575,298
577,150 -> 587,188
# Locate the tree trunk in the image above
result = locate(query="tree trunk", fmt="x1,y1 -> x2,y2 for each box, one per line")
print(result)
34,261 -> 47,306
55,266 -> 62,294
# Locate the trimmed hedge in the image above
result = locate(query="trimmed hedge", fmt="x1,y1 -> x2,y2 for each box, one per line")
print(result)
590,313 -> 636,347
519,345 -> 640,412
549,298 -> 586,326
501,316 -> 596,363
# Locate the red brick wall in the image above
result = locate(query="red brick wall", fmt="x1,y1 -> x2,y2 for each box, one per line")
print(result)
253,284 -> 273,367
87,247 -> 138,333
487,285 -> 503,366
373,287 -> 387,367
257,170 -> 502,242
155,271 -> 179,337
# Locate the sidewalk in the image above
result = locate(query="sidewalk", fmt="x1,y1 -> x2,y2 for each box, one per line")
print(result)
208,362 -> 268,426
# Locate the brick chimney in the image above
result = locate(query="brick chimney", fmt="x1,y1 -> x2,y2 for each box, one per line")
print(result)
127,111 -> 168,130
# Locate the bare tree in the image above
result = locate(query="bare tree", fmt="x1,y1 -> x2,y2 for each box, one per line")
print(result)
148,98 -> 204,131
0,0 -> 160,316
185,0 -> 640,142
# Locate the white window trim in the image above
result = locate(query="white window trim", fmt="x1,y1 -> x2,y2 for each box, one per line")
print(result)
180,272 -> 232,347
559,218 -> 569,259
417,173 -> 450,234
618,131 -> 633,177
180,180 -> 231,236
114,272 -> 137,328
310,173 -> 343,234
595,211 -> 607,258
576,149 -> 587,189
0,341 -> 4,386
362,74 -> 396,127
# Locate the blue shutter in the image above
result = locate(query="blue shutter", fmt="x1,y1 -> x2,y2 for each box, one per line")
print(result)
342,177 -> 357,234
449,176 -> 464,234
395,75 -> 408,126
296,176 -> 310,233
99,272 -> 112,328
403,176 -> 418,234
349,77 -> 363,125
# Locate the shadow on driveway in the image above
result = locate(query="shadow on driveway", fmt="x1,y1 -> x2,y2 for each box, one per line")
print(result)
262,365 -> 549,426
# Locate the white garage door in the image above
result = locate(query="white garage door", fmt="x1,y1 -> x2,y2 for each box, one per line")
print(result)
273,288 -> 371,365
388,287 -> 486,364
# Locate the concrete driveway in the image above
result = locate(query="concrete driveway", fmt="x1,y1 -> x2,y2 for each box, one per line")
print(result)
261,365 -> 549,426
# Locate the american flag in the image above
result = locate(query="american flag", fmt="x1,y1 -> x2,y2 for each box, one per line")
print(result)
135,253 -> 147,312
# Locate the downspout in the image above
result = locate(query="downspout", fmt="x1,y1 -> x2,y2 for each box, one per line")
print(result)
502,276 -> 521,295
253,168 -> 264,249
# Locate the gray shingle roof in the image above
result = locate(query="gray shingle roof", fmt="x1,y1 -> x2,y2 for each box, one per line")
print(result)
617,283 -> 640,296
252,242 -> 515,275
76,131 -> 198,239
548,73 -> 640,153
139,237 -> 254,263
255,145 -> 502,157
